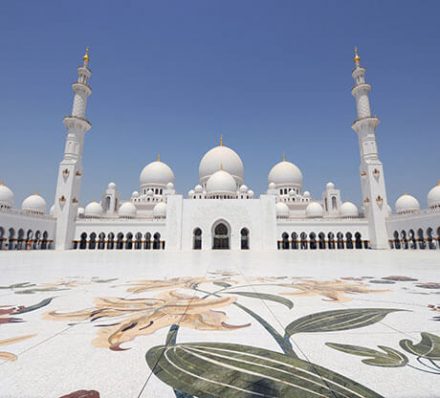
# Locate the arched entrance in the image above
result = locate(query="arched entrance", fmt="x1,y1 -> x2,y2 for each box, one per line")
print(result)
212,222 -> 230,250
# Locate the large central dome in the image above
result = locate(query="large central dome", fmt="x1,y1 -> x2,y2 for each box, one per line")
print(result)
199,142 -> 244,186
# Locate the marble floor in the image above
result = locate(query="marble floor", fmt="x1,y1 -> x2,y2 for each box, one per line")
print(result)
0,250 -> 440,398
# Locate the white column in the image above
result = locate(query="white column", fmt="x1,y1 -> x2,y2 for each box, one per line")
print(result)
351,48 -> 389,249
54,49 -> 92,250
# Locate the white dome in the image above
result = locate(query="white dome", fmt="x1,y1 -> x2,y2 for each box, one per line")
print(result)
305,202 -> 324,218
303,191 -> 311,198
427,182 -> 440,209
22,194 -> 46,214
84,201 -> 103,218
248,190 -> 254,198
339,201 -> 359,218
140,160 -> 175,187
0,183 -> 14,208
268,160 -> 303,188
268,182 -> 276,190
288,190 -> 295,197
107,182 -> 116,190
188,189 -> 195,197
118,202 -> 137,218
239,184 -> 248,193
49,204 -> 55,216
132,191 -> 139,198
276,202 -> 289,218
77,207 -> 85,217
199,145 -> 244,185
166,182 -> 174,190
326,182 -> 335,190
206,170 -> 237,194
146,189 -> 154,196
395,194 -> 420,214
194,184 -> 203,193
153,202 -> 167,218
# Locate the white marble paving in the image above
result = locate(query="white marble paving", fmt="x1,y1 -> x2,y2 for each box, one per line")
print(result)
0,250 -> 439,397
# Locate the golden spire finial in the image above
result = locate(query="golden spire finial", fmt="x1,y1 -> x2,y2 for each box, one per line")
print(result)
220,162 -> 224,170
220,134 -> 223,146
354,46 -> 361,66
282,152 -> 286,161
83,47 -> 89,65
156,153 -> 161,162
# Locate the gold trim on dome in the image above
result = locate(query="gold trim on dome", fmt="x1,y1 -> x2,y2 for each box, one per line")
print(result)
83,47 -> 89,65
354,46 -> 361,66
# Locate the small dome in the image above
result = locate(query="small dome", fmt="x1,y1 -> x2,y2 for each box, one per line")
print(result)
49,204 -> 55,216
306,202 -> 324,218
188,189 -> 195,197
194,184 -> 203,193
288,190 -> 295,197
77,207 -> 85,217
427,182 -> 440,209
206,170 -> 237,194
132,191 -> 139,198
146,189 -> 154,196
0,183 -> 14,208
268,182 -> 276,190
107,182 -> 116,190
303,191 -> 311,198
153,202 -> 167,218
248,190 -> 254,198
22,194 -> 46,214
140,160 -> 175,187
84,201 -> 103,218
276,202 -> 289,218
326,182 -> 335,190
118,202 -> 137,218
395,194 -> 420,214
239,184 -> 248,193
268,160 -> 303,188
340,201 -> 359,218
166,182 -> 174,190
199,144 -> 244,186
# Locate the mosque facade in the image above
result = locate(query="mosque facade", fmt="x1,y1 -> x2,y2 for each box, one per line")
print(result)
1,49 -> 439,252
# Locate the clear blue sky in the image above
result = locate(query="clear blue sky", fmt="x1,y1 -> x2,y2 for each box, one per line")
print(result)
0,0 -> 439,208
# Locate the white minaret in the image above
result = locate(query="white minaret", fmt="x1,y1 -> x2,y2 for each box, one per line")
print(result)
351,48 -> 389,249
54,49 -> 92,249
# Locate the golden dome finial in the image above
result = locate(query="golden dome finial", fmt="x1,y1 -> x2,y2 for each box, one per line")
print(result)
354,46 -> 361,66
83,47 -> 89,65
220,162 -> 224,170
220,134 -> 223,146
156,153 -> 161,162
282,152 -> 286,161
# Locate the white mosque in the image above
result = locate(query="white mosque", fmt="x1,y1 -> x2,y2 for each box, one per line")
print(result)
1,49 -> 439,252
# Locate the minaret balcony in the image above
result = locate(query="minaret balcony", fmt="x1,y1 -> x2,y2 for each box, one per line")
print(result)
351,83 -> 371,96
63,115 -> 92,133
352,116 -> 379,133
72,82 -> 92,97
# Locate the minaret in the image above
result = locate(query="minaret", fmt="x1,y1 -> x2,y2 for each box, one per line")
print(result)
351,48 -> 389,249
54,48 -> 93,249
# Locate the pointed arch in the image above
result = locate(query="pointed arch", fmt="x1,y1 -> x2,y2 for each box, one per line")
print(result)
212,220 -> 230,250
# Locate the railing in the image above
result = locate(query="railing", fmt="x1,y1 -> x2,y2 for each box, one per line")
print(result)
0,207 -> 55,220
